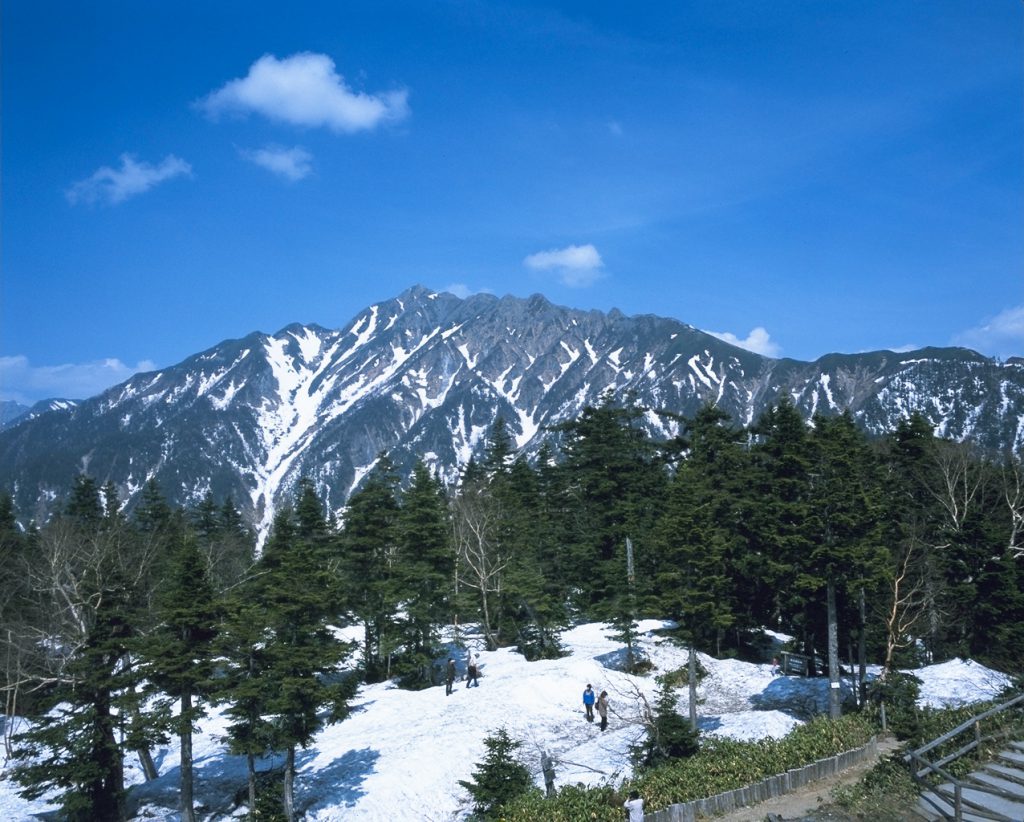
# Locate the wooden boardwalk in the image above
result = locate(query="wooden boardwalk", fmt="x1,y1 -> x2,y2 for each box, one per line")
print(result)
915,740 -> 1024,821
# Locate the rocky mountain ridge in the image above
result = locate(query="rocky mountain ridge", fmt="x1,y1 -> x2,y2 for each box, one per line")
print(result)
1,285 -> 1021,541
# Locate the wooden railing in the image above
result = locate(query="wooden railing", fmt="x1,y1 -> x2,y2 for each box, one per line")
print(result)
904,692 -> 1024,821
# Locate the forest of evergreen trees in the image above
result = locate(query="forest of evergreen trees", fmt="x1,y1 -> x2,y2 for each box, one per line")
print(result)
1,395 -> 1022,821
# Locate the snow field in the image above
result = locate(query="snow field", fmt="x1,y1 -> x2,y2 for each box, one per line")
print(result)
0,620 -> 1013,821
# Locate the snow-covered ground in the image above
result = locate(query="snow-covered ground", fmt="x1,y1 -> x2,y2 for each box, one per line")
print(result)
0,621 -> 1013,821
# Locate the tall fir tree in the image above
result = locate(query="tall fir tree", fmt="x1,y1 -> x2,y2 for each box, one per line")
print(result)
394,460 -> 452,686
553,393 -> 667,617
339,455 -> 402,682
221,507 -> 356,821
138,535 -> 220,822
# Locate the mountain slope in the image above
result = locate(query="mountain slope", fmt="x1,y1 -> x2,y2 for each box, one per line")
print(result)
1,285 -> 1021,538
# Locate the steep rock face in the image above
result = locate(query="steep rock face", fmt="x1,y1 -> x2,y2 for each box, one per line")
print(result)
1,286 -> 1021,540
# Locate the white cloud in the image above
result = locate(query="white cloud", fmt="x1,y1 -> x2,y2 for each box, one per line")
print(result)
240,145 -> 313,180
66,154 -> 192,205
523,243 -> 604,287
443,283 -> 473,299
953,305 -> 1024,359
0,355 -> 157,404
200,52 -> 409,133
707,327 -> 782,358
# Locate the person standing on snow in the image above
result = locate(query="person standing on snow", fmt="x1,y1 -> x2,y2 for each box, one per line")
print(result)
623,789 -> 644,821
466,651 -> 480,687
596,690 -> 609,731
445,658 -> 456,695
582,684 -> 596,722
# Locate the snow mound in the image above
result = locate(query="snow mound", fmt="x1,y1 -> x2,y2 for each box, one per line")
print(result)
914,658 -> 1013,708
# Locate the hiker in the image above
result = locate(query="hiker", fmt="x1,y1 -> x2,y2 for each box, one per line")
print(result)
466,651 -> 479,688
597,690 -> 609,731
445,658 -> 456,696
771,656 -> 781,676
623,789 -> 644,822
582,684 -> 596,722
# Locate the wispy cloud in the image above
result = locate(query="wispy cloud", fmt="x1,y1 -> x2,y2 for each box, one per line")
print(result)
240,145 -> 313,180
953,305 -> 1024,359
523,243 -> 604,287
443,283 -> 473,299
199,52 -> 409,133
0,355 -> 157,404
707,327 -> 782,358
66,154 -> 191,205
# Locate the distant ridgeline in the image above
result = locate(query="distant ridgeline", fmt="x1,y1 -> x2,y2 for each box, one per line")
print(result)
0,285 -> 1021,535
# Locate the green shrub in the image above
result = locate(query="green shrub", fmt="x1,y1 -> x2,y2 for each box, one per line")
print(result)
867,671 -> 922,739
631,686 -> 699,770
502,713 -> 877,820
458,727 -> 534,819
830,754 -> 918,819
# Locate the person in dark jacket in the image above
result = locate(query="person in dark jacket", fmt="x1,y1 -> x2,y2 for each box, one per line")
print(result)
597,690 -> 609,731
582,684 -> 596,721
445,658 -> 456,695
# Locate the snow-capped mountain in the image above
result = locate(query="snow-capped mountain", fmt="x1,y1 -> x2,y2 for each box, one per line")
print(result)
0,399 -> 77,432
1,286 -> 1021,538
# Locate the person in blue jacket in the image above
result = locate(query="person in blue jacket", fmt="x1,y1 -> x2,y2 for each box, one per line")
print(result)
582,683 -> 596,722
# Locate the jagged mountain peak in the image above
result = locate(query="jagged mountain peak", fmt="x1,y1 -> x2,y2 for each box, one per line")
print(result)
1,288 -> 1020,541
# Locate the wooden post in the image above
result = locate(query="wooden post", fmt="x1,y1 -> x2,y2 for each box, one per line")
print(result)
858,587 -> 868,707
688,641 -> 698,731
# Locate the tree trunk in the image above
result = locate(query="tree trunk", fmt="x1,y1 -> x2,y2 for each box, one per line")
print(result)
180,689 -> 196,822
136,745 -> 158,782
283,745 -> 296,822
688,642 -> 698,731
480,588 -> 497,651
246,751 -> 256,816
826,580 -> 841,719
858,587 -> 867,707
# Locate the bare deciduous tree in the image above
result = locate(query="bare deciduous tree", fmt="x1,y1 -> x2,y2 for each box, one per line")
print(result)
1003,453 -> 1024,560
451,485 -> 509,651
880,533 -> 929,674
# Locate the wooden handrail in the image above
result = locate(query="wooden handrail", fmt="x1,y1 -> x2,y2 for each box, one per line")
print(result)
906,692 -> 1024,761
903,691 -> 1024,822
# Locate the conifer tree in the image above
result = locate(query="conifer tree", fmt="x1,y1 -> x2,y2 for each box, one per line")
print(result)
496,457 -> 566,659
807,411 -> 887,716
748,398 -> 818,657
224,507 -> 356,821
631,684 -> 699,769
340,455 -> 402,681
139,535 -> 220,822
651,404 -> 744,725
219,593 -> 274,816
394,460 -> 452,686
554,393 -> 666,616
458,727 -> 533,819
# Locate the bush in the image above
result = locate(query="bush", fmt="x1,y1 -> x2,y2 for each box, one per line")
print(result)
631,686 -> 699,770
502,713 -> 877,821
867,671 -> 922,739
830,754 -> 918,819
458,727 -> 534,819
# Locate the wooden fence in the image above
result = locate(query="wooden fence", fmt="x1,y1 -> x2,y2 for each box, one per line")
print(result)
643,736 -> 879,822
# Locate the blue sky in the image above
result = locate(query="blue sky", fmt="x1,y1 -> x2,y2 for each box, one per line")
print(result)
2,1 -> 1021,404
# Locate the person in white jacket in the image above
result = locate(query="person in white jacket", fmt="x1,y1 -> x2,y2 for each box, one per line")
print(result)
623,789 -> 644,821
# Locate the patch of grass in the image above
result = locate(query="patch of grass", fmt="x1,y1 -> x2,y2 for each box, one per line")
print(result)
827,754 -> 919,820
